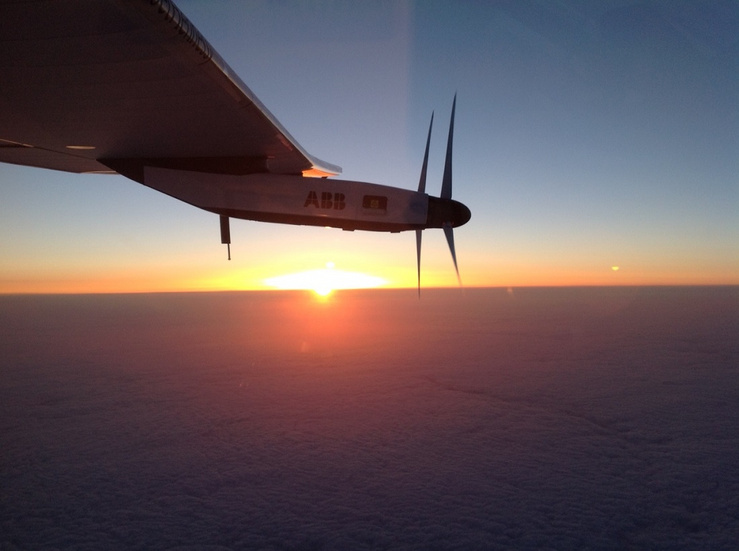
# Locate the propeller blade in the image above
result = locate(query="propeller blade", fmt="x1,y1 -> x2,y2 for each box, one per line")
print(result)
415,229 -> 422,297
416,111 -> 434,297
441,94 -> 456,200
443,223 -> 462,287
417,112 -> 434,193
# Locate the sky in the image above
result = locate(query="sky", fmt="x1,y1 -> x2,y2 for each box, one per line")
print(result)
1,0 -> 737,293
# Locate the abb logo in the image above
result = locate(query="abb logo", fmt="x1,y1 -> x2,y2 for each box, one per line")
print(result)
304,191 -> 346,210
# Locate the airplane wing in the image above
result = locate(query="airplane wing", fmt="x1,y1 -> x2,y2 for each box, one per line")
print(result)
0,0 -> 341,182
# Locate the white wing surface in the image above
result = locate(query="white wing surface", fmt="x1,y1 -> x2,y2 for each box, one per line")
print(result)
0,0 -> 341,181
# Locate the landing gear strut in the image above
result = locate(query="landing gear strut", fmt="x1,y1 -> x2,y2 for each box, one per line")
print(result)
220,215 -> 231,260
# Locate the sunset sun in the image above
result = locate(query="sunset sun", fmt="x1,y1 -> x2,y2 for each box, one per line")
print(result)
264,262 -> 386,296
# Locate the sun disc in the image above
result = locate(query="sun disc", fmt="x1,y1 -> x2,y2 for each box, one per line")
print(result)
314,283 -> 333,296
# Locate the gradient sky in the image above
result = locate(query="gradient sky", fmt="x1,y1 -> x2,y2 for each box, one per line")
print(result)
1,0 -> 737,293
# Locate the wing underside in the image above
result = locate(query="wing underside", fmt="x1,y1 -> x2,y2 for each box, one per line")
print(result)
0,0 -> 341,180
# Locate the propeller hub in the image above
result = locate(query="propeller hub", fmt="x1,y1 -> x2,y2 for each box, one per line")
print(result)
426,196 -> 471,228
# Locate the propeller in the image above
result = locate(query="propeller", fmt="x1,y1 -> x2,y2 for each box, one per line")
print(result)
441,95 -> 455,201
416,111 -> 433,296
416,94 -> 467,296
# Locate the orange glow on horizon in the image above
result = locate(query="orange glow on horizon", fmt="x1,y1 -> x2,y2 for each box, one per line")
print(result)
2,256 -> 737,294
263,262 -> 386,296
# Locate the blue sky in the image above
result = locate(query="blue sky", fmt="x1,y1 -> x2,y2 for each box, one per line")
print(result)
1,0 -> 737,292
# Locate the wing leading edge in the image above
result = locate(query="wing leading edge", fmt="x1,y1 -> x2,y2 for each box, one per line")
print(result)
0,0 -> 341,180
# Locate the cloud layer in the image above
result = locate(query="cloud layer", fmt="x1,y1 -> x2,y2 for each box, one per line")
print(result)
1,287 -> 737,549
